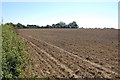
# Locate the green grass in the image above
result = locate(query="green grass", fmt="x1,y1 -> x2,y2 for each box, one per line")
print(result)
2,23 -> 29,78
0,25 -> 2,79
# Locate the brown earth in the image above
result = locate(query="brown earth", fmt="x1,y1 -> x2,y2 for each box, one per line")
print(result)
17,29 -> 119,78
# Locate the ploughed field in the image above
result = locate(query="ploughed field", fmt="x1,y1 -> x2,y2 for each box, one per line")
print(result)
18,29 -> 119,78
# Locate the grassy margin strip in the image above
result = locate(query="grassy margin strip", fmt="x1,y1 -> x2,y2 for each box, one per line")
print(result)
2,23 -> 29,78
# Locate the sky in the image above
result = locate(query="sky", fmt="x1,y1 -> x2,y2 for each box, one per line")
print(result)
1,1 -> 118,28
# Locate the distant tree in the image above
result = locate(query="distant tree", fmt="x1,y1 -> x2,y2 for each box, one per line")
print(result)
52,24 -> 56,28
68,21 -> 78,28
53,21 -> 68,28
16,23 -> 25,28
27,25 -> 39,28
59,21 -> 67,28
46,25 -> 51,28
59,21 -> 66,26
56,23 -> 61,28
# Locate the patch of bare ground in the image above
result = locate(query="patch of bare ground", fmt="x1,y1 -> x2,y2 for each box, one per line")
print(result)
18,29 -> 119,78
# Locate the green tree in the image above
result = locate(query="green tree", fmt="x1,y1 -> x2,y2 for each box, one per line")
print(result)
16,23 -> 25,28
68,21 -> 79,28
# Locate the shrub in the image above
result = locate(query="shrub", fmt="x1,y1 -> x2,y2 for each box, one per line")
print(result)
2,24 -> 29,78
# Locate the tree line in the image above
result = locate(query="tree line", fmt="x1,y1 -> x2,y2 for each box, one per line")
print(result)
16,21 -> 79,28
4,22 -> 115,29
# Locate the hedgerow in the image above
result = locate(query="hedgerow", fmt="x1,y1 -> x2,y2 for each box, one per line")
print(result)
2,23 -> 29,78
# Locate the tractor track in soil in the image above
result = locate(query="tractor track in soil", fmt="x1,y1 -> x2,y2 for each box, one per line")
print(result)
19,34 -> 118,78
20,35 -> 79,78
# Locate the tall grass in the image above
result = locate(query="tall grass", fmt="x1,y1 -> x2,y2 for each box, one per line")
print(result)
0,24 -> 2,79
2,23 -> 29,78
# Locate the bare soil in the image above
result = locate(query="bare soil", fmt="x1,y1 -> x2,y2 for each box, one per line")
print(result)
17,29 -> 119,78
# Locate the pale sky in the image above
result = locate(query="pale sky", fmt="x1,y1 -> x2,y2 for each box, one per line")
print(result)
1,1 -> 119,28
